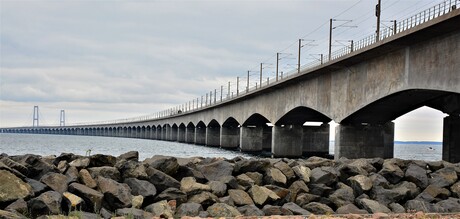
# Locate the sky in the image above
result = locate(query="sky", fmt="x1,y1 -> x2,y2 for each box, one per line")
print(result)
0,0 -> 448,141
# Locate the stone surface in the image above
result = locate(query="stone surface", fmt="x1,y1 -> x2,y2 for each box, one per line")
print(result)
233,159 -> 270,174
429,167 -> 458,188
248,185 -> 280,205
188,191 -> 219,207
274,161 -> 295,180
336,203 -> 369,214
145,166 -> 180,191
29,191 -> 62,217
228,189 -> 254,206
68,183 -> 104,212
40,172 -> 68,193
310,166 -> 338,186
292,165 -> 311,183
348,174 -> 373,195
329,183 -> 355,208
357,198 -> 391,213
154,188 -> 187,205
282,202 -> 310,215
89,154 -> 117,167
237,204 -> 265,216
198,160 -> 233,181
124,177 -> 157,205
388,202 -> 406,213
180,176 -> 211,195
206,203 -> 241,217
5,198 -> 28,215
97,177 -> 132,210
236,174 -> 255,189
116,208 -> 154,219
175,203 -> 203,217
118,151 -> 139,161
379,160 -> 404,184
207,180 -> 227,197
264,167 -> 287,186
132,195 -> 143,209
88,166 -> 120,181
69,158 -> 90,169
144,200 -> 174,218
303,202 -> 333,215
117,160 -> 148,180
0,210 -> 25,219
451,181 -> 460,198
245,172 -> 263,185
0,169 -> 33,203
144,155 -> 179,176
405,163 -> 429,189
63,192 -> 84,210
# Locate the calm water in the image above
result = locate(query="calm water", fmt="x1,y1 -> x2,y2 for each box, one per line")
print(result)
0,133 -> 442,161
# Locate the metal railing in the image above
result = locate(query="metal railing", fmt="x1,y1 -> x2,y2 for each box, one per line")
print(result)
68,0 -> 459,127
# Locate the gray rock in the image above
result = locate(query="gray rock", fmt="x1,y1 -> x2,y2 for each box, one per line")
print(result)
40,172 -> 68,194
303,202 -> 333,215
180,176 -> 210,195
369,173 -> 390,188
89,154 -> 117,167
208,180 -> 227,197
304,156 -> 333,169
175,203 -> 203,217
237,205 -> 265,216
274,161 -> 295,180
405,163 -> 429,189
451,181 -> 460,198
79,169 -> 97,189
370,185 -> 410,206
262,205 -> 287,216
124,178 -> 157,205
295,193 -> 320,207
328,183 -> 355,208
292,165 -> 311,183
145,166 -> 180,191
310,166 -> 338,186
88,166 -> 120,181
144,155 -> 179,176
435,197 -> 460,212
144,200 -> 174,218
0,209 -> 26,219
0,169 -> 33,203
265,185 -> 290,199
264,167 -> 287,186
69,158 -> 90,169
219,175 -> 239,189
308,183 -> 333,196
348,174 -> 372,195
0,157 -> 28,176
388,202 -> 406,213
236,174 -> 255,189
245,172 -> 263,185
405,199 -> 446,213
68,183 -> 103,212
97,176 -> 132,211
206,203 -> 241,217
416,184 -> 451,202
188,191 -> 219,208
233,159 -> 270,174
154,188 -> 187,205
13,154 -> 58,179
336,203 -> 368,214
117,160 -> 148,180
228,189 -> 254,206
116,208 -> 154,219
356,198 -> 391,213
379,160 -> 404,184
281,202 -> 310,215
118,151 -> 139,161
429,167 -> 458,188
5,198 -> 28,215
286,180 -> 309,202
248,185 -> 280,205
198,160 -> 233,181
29,191 -> 62,217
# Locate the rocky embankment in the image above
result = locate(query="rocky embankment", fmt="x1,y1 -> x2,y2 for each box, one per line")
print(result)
1,152 -> 460,218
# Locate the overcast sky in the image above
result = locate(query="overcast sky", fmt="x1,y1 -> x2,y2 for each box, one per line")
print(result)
0,0 -> 447,141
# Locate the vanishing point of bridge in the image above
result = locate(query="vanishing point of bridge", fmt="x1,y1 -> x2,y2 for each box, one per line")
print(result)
2,1 -> 460,162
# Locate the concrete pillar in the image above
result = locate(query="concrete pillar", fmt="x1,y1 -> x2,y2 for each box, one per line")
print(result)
157,128 -> 163,140
195,127 -> 206,145
171,126 -> 178,141
262,126 -> 272,150
206,126 -> 220,147
220,126 -> 240,149
164,126 -> 171,141
302,123 -> 330,156
186,126 -> 195,143
272,125 -> 303,157
335,122 -> 394,160
178,126 -> 186,142
150,128 -> 157,140
240,126 -> 264,152
443,115 -> 460,163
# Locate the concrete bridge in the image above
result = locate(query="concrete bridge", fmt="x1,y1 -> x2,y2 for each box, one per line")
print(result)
2,2 -> 460,162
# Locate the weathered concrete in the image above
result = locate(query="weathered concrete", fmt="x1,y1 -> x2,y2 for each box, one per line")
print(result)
240,126 -> 263,152
271,125 -> 303,157
335,122 -> 394,159
195,125 -> 206,145
185,125 -> 195,143
178,125 -> 186,142
443,115 -> 460,163
220,126 -> 239,149
302,124 -> 330,156
206,126 -> 220,147
171,125 -> 178,142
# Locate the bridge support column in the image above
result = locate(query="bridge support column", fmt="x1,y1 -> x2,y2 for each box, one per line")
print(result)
164,126 -> 171,141
220,126 -> 240,149
171,127 -> 178,141
272,125 -> 303,157
186,127 -> 195,143
178,127 -> 186,142
206,126 -> 220,147
262,126 -> 272,150
240,126 -> 263,152
195,127 -> 206,145
157,128 -> 163,140
302,123 -> 330,156
150,129 -> 157,139
334,122 -> 394,160
443,115 -> 460,163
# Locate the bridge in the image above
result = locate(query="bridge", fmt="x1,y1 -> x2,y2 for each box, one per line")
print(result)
2,1 -> 460,162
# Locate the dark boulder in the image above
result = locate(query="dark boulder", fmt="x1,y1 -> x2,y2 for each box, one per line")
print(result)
237,204 -> 265,216
0,169 -> 34,203
124,178 -> 157,206
28,191 -> 62,217
144,155 -> 179,176
68,183 -> 103,212
88,166 -> 121,181
40,172 -> 68,193
89,154 -> 116,167
175,203 -> 203,217
198,160 -> 233,181
145,166 -> 180,191
96,176 -> 132,211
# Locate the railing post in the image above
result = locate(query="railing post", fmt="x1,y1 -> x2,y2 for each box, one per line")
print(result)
276,52 -> 279,81
220,86 -> 223,102
228,81 -> 230,98
247,70 -> 250,93
260,63 -> 263,88
237,77 -> 239,96
214,89 -> 216,104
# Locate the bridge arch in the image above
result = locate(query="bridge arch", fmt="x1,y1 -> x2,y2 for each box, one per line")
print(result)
206,119 -> 220,147
195,121 -> 206,145
221,117 -> 240,149
240,113 -> 272,152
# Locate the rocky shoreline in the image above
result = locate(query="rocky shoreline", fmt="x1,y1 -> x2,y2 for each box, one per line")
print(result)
0,152 -> 460,218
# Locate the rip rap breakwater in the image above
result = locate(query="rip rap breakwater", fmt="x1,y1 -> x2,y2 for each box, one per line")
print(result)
0,152 -> 460,218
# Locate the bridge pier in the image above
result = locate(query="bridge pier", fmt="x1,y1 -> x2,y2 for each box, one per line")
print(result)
443,115 -> 460,163
240,126 -> 263,152
262,126 -> 272,150
178,126 -> 186,142
334,122 -> 394,160
206,126 -> 220,147
220,126 -> 239,149
195,125 -> 206,145
156,127 -> 163,140
185,125 -> 195,143
164,125 -> 171,141
171,126 -> 178,141
302,123 -> 330,156
272,125 -> 303,157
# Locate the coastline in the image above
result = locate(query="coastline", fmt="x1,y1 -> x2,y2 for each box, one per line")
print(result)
1,152 -> 459,218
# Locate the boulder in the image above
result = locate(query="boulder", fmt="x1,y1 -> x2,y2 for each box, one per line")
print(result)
116,208 -> 154,219
348,174 -> 373,195
236,174 -> 255,189
264,167 -> 287,186
117,160 -> 148,180
188,191 -> 219,208
405,163 -> 429,189
310,166 -> 338,186
265,185 -> 290,199
180,177 -> 210,195
245,172 -> 263,185
132,195 -> 143,209
0,209 -> 26,219
207,181 -> 227,197
198,160 -> 233,181
228,189 -> 254,206
14,154 -> 58,179
63,192 -> 85,210
56,161 -> 67,174
89,154 -> 116,167
144,155 -> 179,176
304,156 -> 334,169
416,184 -> 451,202
295,193 -> 320,207
219,175 -> 239,189
370,185 -> 410,206
154,188 -> 187,205
405,199 -> 446,213
237,204 -> 265,216
68,183 -> 103,212
65,166 -> 79,184
233,158 -> 270,174
40,172 -> 68,193
336,203 -> 368,214
356,198 -> 391,213
175,203 -> 203,217
292,165 -> 311,183
0,156 -> 28,176
328,183 -> 355,208
274,161 -> 295,180
88,166 -> 120,181
435,197 -> 460,212
79,169 -> 97,189
263,205 -> 293,215
451,181 -> 460,198
124,178 -> 157,204
349,158 -> 377,173
369,173 -> 390,188
388,202 -> 406,213
144,200 -> 174,218
5,198 -> 28,215
379,160 -> 404,184
0,169 -> 33,203
429,167 -> 458,188
280,202 -> 309,215
28,191 -> 62,217
118,151 -> 139,161
69,158 -> 90,169
248,185 -> 280,205
308,183 -> 333,196
303,202 -> 333,215
206,203 -> 241,217
145,167 -> 180,191
96,177 -> 132,210
286,180 -> 309,202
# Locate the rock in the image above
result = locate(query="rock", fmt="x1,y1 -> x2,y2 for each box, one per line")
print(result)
132,195 -> 143,209
379,160 -> 404,184
304,156 -> 334,169
68,211 -> 100,219
416,184 -> 451,202
429,167 -> 458,188
5,198 -> 28,215
405,163 -> 429,189
53,153 -> 78,166
14,154 -> 58,179
65,166 -> 79,184
295,193 -> 320,207
329,182 -> 355,208
188,191 -> 219,208
274,161 -> 295,180
219,175 -> 239,189
248,185 -> 280,205
370,185 -> 410,206
145,166 -> 180,191
198,160 -> 233,181
96,176 -> 132,210
180,177 -> 211,195
263,205 -> 293,215
292,165 -> 311,183
40,172 -> 68,193
89,154 -> 117,167
0,157 -> 28,176
310,166 -> 338,186
88,166 -> 121,181
175,165 -> 206,182
396,181 -> 420,199
207,181 -> 227,197
228,189 -> 254,206
99,207 -> 112,219
117,160 -> 148,180
356,198 -> 391,213
154,188 -> 187,205
116,208 -> 154,219
303,202 -> 333,215
286,180 -> 309,202
63,192 -> 84,210
79,169 -> 97,189
0,161 -> 26,179
0,169 -> 33,202
264,167 -> 287,186
68,183 -> 103,212
124,178 -> 157,205
348,175 -> 373,195
350,158 -> 377,173
265,185 -> 290,199
69,158 -> 90,169
0,210 -> 25,219
336,203 -> 368,214
245,172 -> 263,185
451,181 -> 460,198
118,151 -> 139,161
405,199 -> 446,213
435,197 -> 460,212
369,173 -> 390,188
237,204 -> 265,216
29,191 -> 62,217
236,174 -> 255,189
144,155 -> 179,176
175,203 -> 203,217
388,202 -> 406,213
233,158 -> 270,174
308,183 -> 333,196
207,203 -> 241,217
144,200 -> 174,218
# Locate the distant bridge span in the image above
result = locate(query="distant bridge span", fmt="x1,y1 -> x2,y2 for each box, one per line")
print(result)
2,2 -> 460,162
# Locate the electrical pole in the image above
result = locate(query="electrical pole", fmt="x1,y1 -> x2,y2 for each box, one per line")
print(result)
247,71 -> 250,93
276,52 -> 280,81
260,63 -> 263,88
60,110 -> 65,127
298,39 -> 302,74
329,19 -> 333,61
376,0 -> 381,41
